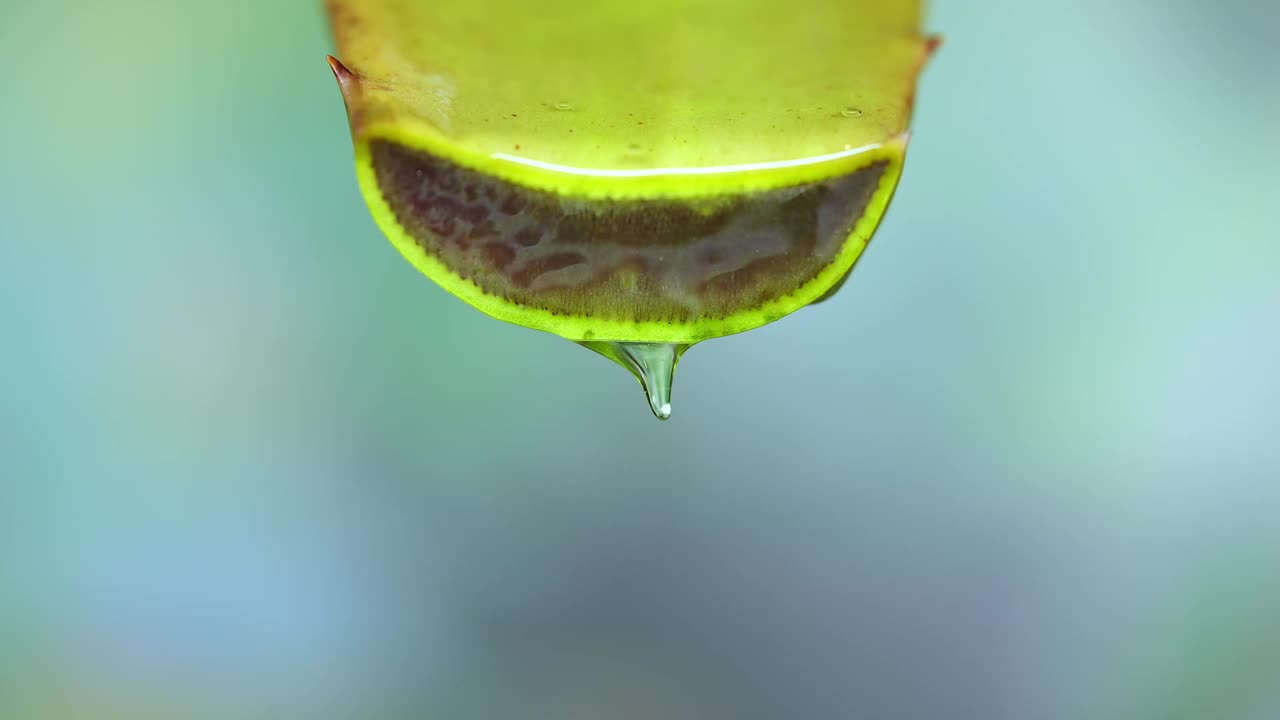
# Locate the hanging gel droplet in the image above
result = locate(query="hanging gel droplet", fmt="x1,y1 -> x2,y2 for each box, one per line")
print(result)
579,341 -> 689,420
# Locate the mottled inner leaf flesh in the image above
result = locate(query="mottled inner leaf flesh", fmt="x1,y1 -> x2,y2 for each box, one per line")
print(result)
372,140 -> 887,324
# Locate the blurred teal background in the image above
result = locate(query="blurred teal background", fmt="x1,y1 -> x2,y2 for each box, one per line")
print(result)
2,0 -> 1278,718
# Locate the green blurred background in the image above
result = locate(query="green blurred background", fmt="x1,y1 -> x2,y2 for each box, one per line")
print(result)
2,0 -> 1278,718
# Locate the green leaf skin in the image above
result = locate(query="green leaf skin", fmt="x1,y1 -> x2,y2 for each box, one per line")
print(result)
327,0 -> 934,343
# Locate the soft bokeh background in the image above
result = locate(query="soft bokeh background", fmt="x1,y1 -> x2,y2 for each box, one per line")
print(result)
2,0 -> 1277,718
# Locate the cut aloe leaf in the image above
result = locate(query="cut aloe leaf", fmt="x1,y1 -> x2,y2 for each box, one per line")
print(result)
326,0 -> 934,416
327,0 -> 932,342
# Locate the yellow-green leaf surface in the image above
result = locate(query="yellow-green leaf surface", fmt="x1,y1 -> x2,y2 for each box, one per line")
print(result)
327,0 -> 933,343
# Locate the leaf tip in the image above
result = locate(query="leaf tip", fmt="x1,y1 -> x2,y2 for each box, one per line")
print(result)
924,34 -> 944,59
326,55 -> 357,95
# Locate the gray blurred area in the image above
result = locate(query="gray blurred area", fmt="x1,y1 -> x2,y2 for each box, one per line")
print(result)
1,0 -> 1278,718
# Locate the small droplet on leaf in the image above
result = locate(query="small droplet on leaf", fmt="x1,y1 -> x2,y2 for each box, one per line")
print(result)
579,341 -> 688,420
